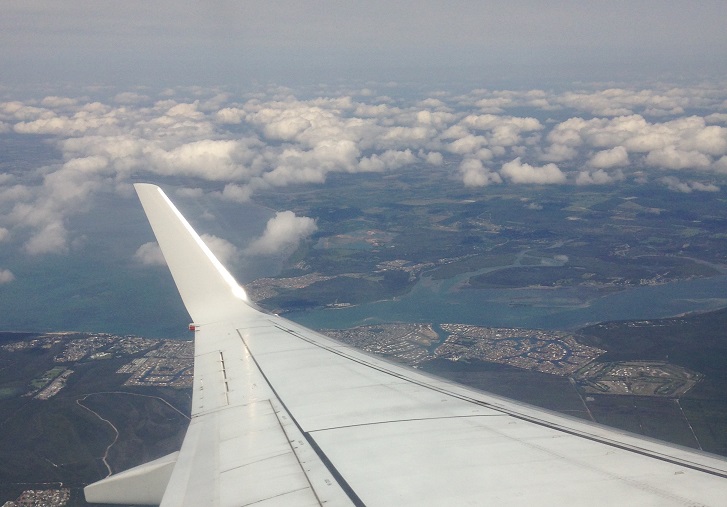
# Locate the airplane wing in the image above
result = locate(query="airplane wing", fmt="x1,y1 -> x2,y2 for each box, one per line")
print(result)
85,183 -> 727,506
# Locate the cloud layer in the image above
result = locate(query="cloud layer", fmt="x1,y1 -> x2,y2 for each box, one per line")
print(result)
0,82 -> 725,263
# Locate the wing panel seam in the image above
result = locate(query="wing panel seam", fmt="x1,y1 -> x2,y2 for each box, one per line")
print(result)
308,413 -> 504,434
266,398 -> 326,507
219,448 -> 292,474
264,321 -> 727,479
237,329 -> 365,507
239,486 -> 311,507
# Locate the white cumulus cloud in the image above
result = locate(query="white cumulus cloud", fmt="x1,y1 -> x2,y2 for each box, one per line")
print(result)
24,221 -> 69,255
134,242 -> 166,266
2,83 -> 727,260
424,151 -> 444,166
660,176 -> 720,193
134,235 -> 239,267
500,158 -> 566,184
588,146 -> 629,168
645,148 -> 712,170
246,211 -> 317,255
200,234 -> 239,266
576,169 -> 625,186
458,159 -> 502,187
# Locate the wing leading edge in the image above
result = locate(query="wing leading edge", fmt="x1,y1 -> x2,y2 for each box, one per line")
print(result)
85,184 -> 727,506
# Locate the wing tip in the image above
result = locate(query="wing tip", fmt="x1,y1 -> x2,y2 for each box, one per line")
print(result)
134,182 -> 258,323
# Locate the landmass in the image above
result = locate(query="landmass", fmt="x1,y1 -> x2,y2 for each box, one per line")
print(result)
248,174 -> 727,313
1,306 -> 726,505
0,331 -> 192,506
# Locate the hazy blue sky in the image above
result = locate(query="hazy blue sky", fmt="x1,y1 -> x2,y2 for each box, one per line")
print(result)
3,1 -> 727,86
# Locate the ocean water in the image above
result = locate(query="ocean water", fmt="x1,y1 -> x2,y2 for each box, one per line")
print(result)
286,273 -> 727,331
3,190 -> 724,338
0,192 -> 281,339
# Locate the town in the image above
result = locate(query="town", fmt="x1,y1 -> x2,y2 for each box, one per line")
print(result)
1,333 -> 193,401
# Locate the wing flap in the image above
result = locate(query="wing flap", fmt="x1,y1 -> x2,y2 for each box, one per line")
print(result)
158,322 -> 355,507
159,402 -> 331,507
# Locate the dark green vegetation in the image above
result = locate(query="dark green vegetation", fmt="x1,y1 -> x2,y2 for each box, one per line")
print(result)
420,308 -> 727,456
422,358 -> 589,417
262,271 -> 415,311
467,255 -> 718,289
579,308 -> 727,455
0,333 -> 189,506
253,165 -> 727,311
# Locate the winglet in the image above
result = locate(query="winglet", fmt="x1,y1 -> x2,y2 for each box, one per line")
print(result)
134,183 -> 256,324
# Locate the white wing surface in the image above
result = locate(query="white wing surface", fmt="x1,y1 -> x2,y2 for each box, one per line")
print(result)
85,183 -> 727,506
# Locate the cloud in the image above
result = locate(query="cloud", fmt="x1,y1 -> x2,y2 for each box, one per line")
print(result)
220,183 -> 254,203
14,115 -> 118,135
134,242 -> 166,266
2,83 -> 727,259
660,176 -> 720,193
554,88 -> 695,116
576,169 -> 625,186
588,146 -> 629,168
447,135 -> 488,155
458,159 -> 501,187
714,155 -> 727,173
500,158 -> 566,184
0,269 -> 15,284
645,148 -> 711,170
358,149 -> 416,172
134,227 -> 239,270
24,221 -> 69,255
0,101 -> 55,121
706,113 -> 727,124
539,143 -> 578,162
148,139 -> 250,180
681,125 -> 727,156
175,187 -> 205,198
246,211 -> 317,255
215,108 -> 243,124
40,96 -> 78,108
455,86 -> 727,117
424,151 -> 443,165
545,113 -> 727,173
200,234 -> 239,266
446,115 -> 542,160
7,154 -> 107,254
426,151 -> 444,166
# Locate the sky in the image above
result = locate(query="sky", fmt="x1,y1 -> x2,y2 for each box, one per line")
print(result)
1,1 -> 727,336
2,1 -> 727,87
